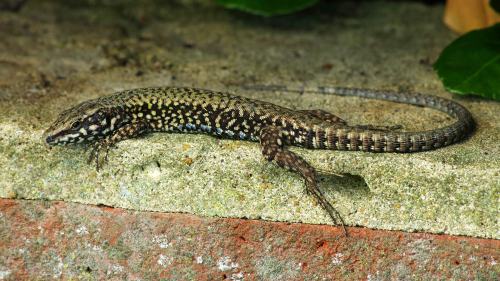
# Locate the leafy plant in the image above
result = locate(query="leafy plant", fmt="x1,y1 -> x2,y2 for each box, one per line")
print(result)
491,0 -> 500,13
215,0 -> 319,16
434,23 -> 500,101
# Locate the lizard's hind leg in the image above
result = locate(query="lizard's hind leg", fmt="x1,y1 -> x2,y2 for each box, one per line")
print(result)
298,109 -> 347,125
259,126 -> 347,235
298,109 -> 404,132
352,124 -> 403,131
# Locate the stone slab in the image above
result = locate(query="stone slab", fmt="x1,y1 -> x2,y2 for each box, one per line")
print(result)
0,0 -> 498,239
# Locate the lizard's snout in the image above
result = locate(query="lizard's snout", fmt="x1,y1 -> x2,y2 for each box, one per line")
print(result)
45,134 -> 55,144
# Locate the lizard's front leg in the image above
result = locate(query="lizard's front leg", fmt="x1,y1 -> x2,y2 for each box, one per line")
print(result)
259,126 -> 347,235
88,121 -> 150,171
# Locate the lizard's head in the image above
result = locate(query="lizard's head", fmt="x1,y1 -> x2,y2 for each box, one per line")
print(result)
44,99 -> 117,146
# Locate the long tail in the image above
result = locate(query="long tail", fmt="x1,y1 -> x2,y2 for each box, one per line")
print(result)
244,85 -> 475,153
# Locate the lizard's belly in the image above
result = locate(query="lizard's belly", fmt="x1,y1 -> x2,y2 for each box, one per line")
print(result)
150,119 -> 261,141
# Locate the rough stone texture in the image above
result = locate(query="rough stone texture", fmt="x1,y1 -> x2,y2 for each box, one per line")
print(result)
0,199 -> 498,280
0,0 -> 499,240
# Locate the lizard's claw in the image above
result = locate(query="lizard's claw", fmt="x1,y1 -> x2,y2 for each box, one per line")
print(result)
87,141 -> 110,171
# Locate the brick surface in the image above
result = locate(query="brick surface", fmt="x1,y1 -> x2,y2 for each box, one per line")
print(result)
0,199 -> 498,280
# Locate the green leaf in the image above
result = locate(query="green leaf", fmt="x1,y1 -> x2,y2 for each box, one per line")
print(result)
215,0 -> 319,16
491,0 -> 500,13
434,23 -> 500,101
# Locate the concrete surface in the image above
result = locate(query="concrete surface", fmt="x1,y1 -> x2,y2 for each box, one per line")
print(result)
1,199 -> 498,280
0,0 -> 499,243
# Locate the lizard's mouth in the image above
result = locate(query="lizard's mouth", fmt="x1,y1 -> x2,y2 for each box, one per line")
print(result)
45,134 -> 55,144
43,126 -> 77,146
42,125 -> 57,146
43,121 -> 60,146
43,129 -> 65,146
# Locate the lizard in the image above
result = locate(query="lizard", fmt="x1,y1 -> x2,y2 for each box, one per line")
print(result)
43,86 -> 475,234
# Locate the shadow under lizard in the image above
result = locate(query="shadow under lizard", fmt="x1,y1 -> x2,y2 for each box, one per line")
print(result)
43,86 -> 475,235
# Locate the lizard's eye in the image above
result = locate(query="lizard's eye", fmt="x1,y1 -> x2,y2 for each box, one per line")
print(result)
71,120 -> 82,129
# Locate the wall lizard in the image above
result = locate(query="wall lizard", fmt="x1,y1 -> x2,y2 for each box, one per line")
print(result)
44,86 -> 475,234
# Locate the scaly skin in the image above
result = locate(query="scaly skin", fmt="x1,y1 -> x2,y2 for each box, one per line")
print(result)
44,86 -> 475,234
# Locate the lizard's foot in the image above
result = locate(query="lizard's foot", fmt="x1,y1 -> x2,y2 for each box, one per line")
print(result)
260,126 -> 348,236
87,140 -> 111,171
